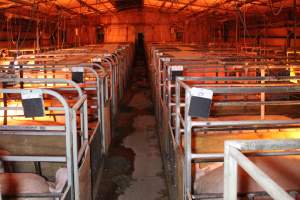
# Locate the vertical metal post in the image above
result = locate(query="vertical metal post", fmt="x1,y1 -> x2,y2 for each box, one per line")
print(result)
260,69 -> 265,120
66,109 -> 75,200
114,58 -> 118,113
19,65 -> 24,89
71,109 -> 80,200
184,89 -> 192,200
115,53 -> 121,101
57,21 -> 60,49
168,68 -> 172,123
163,64 -> 167,103
36,20 -> 40,53
94,70 -> 101,129
158,59 -> 162,127
224,143 -> 238,200
100,77 -> 106,153
225,141 -> 295,200
105,58 -> 116,118
2,83 -> 7,125
107,60 -> 114,115
83,97 -> 89,141
175,80 -> 181,145
111,54 -> 119,116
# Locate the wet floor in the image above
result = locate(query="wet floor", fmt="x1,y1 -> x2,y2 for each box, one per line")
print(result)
96,48 -> 169,200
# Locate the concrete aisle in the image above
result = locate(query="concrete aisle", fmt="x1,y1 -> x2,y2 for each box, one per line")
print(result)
96,48 -> 169,200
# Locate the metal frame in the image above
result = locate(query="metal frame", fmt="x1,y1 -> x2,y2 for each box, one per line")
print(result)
151,45 -> 300,139
224,139 -> 300,200
175,76 -> 300,200
0,63 -> 110,153
0,63 -> 112,200
0,43 -> 134,200
4,42 -> 134,146
146,43 -> 300,200
0,78 -> 89,200
164,62 -> 300,135
0,88 -> 75,200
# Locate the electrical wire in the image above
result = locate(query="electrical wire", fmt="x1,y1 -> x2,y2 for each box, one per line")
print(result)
18,0 -> 37,51
236,6 -> 251,48
6,17 -> 13,49
4,0 -> 69,52
268,0 -> 283,16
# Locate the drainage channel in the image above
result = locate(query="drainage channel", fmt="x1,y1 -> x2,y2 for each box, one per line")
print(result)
96,49 -> 169,200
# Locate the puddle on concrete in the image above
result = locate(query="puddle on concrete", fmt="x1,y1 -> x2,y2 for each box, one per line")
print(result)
96,50 -> 168,200
96,94 -> 137,200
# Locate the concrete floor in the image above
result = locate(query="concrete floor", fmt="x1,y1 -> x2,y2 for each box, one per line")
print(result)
96,48 -> 168,200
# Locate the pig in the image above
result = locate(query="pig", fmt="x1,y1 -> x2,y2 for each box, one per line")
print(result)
49,168 -> 68,193
0,173 -> 51,200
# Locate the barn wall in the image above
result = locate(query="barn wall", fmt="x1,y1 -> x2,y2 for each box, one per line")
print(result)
1,6 -> 299,50
66,25 -> 97,47
184,7 -> 300,48
0,14 -> 38,50
183,17 -> 212,44
0,9 -> 186,50
93,9 -> 184,43
63,7 -> 300,48
63,8 -> 185,45
0,13 -> 69,50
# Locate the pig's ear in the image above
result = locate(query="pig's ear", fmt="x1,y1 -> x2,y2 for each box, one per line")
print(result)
194,163 -> 205,179
52,168 -> 68,193
48,182 -> 56,193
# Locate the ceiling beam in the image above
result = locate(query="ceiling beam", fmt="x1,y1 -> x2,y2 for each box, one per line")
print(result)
185,0 -> 271,23
68,1 -> 109,9
1,0 -> 57,19
186,0 -> 235,20
75,0 -> 105,15
98,0 -> 115,14
0,3 -> 15,9
55,4 -> 83,16
2,7 -> 57,22
176,0 -> 197,13
159,0 -> 167,12
247,0 -> 288,9
157,0 -> 235,12
143,4 -> 187,13
0,0 -> 55,11
9,0 -> 35,7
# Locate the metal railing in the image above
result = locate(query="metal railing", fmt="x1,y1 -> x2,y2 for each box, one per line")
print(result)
175,76 -> 300,200
224,139 -> 300,200
0,78 -> 89,200
146,44 -> 300,200
0,88 -> 74,200
0,63 -> 110,153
